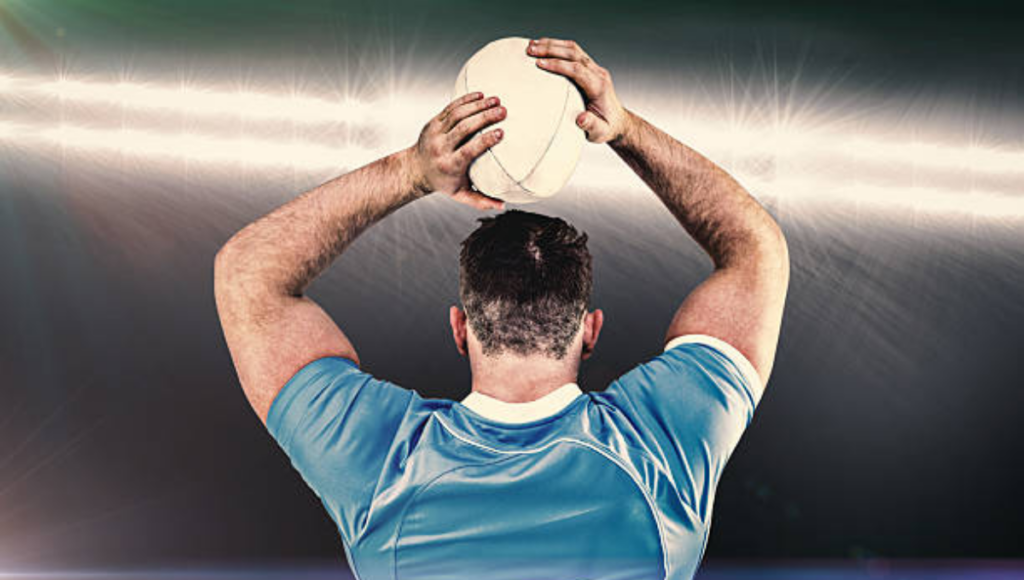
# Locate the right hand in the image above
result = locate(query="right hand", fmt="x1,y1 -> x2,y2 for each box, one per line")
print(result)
528,38 -> 630,144
411,92 -> 507,211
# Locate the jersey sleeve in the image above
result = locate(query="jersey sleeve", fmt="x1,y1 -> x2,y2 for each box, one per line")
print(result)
266,356 -> 420,543
595,335 -> 763,524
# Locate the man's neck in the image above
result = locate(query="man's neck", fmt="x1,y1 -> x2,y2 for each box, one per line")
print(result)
469,354 -> 579,403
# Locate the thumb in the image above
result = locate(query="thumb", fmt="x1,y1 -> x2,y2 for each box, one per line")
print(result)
451,188 -> 506,211
576,111 -> 606,142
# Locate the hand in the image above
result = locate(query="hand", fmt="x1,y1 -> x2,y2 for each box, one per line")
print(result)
528,38 -> 629,144
410,92 -> 507,210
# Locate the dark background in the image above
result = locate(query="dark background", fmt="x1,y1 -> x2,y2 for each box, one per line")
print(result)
1,0 -> 1023,572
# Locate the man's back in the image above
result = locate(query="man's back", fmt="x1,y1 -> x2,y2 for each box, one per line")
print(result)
268,336 -> 761,580
216,36 -> 787,580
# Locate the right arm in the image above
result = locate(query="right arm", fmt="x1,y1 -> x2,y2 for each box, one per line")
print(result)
529,38 -> 789,389
609,110 -> 789,387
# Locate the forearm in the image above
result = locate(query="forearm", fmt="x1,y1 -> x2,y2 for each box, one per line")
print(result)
215,147 -> 425,305
610,110 -> 786,269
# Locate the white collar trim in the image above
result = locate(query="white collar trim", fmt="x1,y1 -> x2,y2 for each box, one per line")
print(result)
460,383 -> 583,424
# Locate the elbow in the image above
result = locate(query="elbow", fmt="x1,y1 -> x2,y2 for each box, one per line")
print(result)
214,235 -> 295,316
213,237 -> 247,306
725,218 -> 789,286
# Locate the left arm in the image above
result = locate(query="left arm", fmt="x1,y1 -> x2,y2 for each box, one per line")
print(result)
214,92 -> 507,423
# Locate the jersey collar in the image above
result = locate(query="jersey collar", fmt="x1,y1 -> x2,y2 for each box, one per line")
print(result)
460,383 -> 583,424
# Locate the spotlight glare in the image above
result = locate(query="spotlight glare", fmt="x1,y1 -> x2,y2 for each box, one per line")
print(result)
1,69 -> 1022,221
35,124 -> 378,170
0,121 -> 18,139
4,70 -> 1024,176
34,76 -> 377,125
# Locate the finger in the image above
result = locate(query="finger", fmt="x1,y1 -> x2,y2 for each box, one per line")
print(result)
536,58 -> 602,95
527,38 -> 591,63
527,42 -> 577,60
451,188 -> 505,211
532,37 -> 581,50
445,96 -> 502,133
438,92 -> 484,127
449,103 -> 506,145
457,128 -> 504,164
576,111 -> 600,133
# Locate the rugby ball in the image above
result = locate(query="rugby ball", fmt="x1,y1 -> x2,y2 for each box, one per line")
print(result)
453,37 -> 586,203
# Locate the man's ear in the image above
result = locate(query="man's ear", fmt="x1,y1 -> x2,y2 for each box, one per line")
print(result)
449,305 -> 468,357
581,308 -> 604,361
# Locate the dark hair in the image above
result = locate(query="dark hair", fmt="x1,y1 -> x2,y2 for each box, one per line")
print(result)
459,210 -> 593,359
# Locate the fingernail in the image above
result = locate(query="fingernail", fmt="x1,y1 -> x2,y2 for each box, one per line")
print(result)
496,129 -> 504,138
488,97 -> 498,105
537,59 -> 547,66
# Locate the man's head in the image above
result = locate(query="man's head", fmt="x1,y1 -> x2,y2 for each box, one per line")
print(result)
450,210 -> 602,366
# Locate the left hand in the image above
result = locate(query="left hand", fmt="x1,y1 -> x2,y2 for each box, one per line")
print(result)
410,92 -> 507,211
528,38 -> 629,144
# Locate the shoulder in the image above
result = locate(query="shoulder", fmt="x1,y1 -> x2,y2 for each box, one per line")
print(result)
266,356 -> 447,447
592,334 -> 763,420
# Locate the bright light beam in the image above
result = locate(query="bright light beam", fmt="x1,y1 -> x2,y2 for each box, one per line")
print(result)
34,124 -> 378,170
2,71 -> 1023,178
2,71 -> 1023,220
743,177 -> 1024,219
34,78 -> 380,125
2,120 -> 1018,219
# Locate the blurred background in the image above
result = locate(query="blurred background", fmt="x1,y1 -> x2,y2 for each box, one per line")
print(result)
1,0 -> 1023,578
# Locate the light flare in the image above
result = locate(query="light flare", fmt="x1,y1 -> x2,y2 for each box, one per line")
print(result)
31,77 -> 379,124
0,70 -> 1022,219
35,125 -> 379,169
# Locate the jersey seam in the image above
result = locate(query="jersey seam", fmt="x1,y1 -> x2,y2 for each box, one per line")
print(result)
588,395 -> 706,527
432,413 -> 671,576
340,531 -> 365,580
391,452 -> 523,580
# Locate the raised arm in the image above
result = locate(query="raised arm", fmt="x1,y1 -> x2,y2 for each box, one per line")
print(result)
214,92 -> 507,422
529,38 -> 789,388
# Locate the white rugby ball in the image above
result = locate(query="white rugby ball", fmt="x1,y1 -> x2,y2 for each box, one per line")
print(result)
453,37 -> 585,204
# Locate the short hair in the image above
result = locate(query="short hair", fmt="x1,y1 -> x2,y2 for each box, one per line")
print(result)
459,210 -> 593,359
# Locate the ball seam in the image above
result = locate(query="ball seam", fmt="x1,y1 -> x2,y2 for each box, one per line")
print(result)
516,80 -> 572,191
465,63 -> 527,195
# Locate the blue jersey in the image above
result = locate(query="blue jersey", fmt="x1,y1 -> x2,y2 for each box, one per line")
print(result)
267,335 -> 762,580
